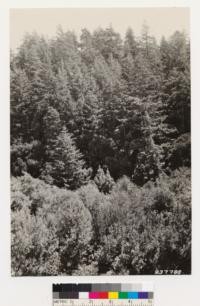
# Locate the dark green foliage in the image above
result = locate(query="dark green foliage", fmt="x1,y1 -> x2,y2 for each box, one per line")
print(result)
10,28 -> 190,182
124,28 -> 138,58
94,166 -> 115,193
162,69 -> 190,135
165,133 -> 191,170
10,26 -> 191,275
92,26 -> 123,60
41,127 -> 91,189
11,140 -> 41,177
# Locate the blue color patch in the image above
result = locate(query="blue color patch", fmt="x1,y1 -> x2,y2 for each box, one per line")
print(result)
128,292 -> 138,299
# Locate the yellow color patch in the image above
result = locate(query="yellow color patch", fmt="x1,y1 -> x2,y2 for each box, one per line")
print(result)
108,292 -> 118,299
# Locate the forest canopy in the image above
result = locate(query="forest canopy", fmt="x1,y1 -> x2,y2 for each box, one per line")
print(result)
10,25 -> 191,275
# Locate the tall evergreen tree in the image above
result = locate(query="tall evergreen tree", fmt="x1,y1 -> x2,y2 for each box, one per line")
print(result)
94,165 -> 114,193
41,126 -> 91,189
10,26 -> 190,185
124,27 -> 138,58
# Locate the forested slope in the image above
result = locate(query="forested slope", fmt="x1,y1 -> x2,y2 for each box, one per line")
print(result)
11,25 -> 191,275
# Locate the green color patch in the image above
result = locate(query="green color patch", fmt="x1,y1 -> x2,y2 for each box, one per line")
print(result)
119,292 -> 128,299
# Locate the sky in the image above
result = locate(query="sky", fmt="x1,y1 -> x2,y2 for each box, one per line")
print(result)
10,7 -> 190,50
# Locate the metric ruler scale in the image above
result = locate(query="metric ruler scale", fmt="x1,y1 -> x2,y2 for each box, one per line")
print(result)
53,283 -> 154,306
53,300 -> 153,306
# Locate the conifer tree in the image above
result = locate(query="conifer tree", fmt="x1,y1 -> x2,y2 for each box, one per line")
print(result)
94,166 -> 114,193
41,127 -> 91,189
93,26 -> 122,60
124,28 -> 138,58
10,67 -> 32,142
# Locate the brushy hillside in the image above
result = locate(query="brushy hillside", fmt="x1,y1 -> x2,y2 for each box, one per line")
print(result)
10,26 -> 191,275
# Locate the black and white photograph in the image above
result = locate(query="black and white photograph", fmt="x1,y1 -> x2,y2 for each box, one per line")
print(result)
10,7 -> 191,276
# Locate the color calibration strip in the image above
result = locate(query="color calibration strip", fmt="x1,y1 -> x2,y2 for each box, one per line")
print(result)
53,283 -> 154,300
